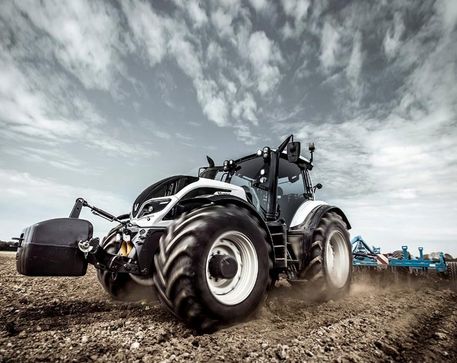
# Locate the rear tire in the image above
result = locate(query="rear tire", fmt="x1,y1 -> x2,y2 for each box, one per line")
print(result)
97,226 -> 156,302
153,204 -> 272,332
300,211 -> 352,300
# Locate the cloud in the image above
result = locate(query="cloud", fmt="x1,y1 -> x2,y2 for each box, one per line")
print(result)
0,168 -> 130,241
232,93 -> 258,124
121,1 -> 167,66
0,45 -> 154,159
122,1 -> 233,127
436,0 -> 457,33
120,0 -> 281,138
2,145 -> 96,174
280,0 -> 310,38
0,50 -> 88,140
173,0 -> 208,28
202,93 -> 229,126
249,0 -> 268,12
346,31 -> 363,99
319,21 -> 341,71
247,31 -> 283,94
211,7 -> 235,38
8,0 -> 127,92
383,12 -> 405,59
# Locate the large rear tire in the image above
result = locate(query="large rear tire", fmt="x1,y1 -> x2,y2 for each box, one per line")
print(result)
301,211 -> 352,300
153,204 -> 272,332
97,225 -> 156,302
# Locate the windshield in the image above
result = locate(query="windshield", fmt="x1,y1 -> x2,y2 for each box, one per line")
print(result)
202,156 -> 269,214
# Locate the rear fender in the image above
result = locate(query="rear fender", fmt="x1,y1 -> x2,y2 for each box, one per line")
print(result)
290,204 -> 351,263
291,202 -> 351,230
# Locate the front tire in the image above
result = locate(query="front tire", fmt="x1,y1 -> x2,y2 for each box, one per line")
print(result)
97,226 -> 156,302
301,211 -> 352,300
153,204 -> 272,332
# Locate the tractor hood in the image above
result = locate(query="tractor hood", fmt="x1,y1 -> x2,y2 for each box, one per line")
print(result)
132,175 -> 198,217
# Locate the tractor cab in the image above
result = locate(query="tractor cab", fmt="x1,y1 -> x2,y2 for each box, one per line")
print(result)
200,152 -> 315,226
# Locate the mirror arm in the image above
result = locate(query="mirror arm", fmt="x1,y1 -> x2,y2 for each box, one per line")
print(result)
277,134 -> 293,154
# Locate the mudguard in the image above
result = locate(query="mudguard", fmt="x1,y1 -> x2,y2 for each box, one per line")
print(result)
289,202 -> 351,266
290,201 -> 351,230
175,194 -> 274,246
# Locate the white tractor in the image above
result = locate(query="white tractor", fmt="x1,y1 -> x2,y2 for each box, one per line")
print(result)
16,135 -> 352,332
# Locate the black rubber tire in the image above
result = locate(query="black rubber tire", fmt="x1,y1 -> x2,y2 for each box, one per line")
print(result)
153,204 -> 272,332
300,211 -> 352,300
448,262 -> 457,290
96,225 -> 156,302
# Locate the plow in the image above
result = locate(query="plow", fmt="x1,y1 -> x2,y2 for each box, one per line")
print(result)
352,235 -> 457,289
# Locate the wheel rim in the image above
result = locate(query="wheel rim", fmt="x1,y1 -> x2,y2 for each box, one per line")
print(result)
206,231 -> 258,305
324,230 -> 350,288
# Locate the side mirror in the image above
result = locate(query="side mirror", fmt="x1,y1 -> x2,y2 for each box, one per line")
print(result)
287,142 -> 301,163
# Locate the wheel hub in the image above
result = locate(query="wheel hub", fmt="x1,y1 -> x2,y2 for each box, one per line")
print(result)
205,231 -> 259,305
208,254 -> 238,279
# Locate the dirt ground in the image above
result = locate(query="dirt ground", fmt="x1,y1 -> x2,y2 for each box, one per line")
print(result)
1,251 -> 456,363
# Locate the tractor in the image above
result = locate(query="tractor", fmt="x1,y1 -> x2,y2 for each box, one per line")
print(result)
16,135 -> 352,332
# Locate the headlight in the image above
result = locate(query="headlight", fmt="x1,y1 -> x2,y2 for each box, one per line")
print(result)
138,198 -> 171,218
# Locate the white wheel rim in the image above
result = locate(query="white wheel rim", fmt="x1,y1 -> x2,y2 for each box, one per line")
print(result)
206,231 -> 258,305
325,230 -> 350,288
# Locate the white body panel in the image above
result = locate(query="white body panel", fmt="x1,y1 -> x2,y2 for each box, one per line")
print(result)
131,178 -> 247,228
290,200 -> 328,228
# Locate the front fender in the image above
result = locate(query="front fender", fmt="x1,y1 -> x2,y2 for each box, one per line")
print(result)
175,194 -> 274,247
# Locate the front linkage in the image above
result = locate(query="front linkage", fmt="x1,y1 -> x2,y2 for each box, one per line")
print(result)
16,198 -> 149,278
72,198 -> 144,275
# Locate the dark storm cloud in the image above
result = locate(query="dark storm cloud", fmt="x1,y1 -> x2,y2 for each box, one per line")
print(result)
0,0 -> 456,254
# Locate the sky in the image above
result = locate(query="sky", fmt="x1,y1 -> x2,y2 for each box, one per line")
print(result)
0,0 -> 456,256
